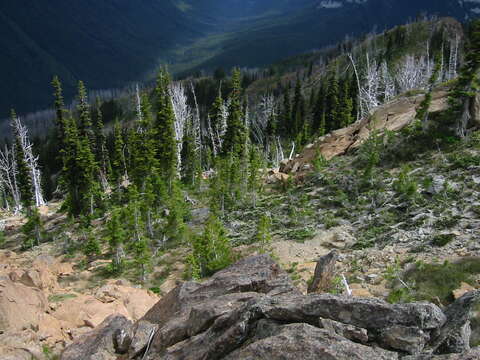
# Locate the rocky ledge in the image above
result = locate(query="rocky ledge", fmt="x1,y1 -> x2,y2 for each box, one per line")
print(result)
61,255 -> 480,360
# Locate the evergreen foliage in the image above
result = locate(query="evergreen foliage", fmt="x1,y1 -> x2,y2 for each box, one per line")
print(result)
155,68 -> 178,187
187,214 -> 233,279
255,214 -> 272,252
105,208 -> 126,273
11,110 -> 33,208
223,69 -> 247,157
21,206 -> 43,249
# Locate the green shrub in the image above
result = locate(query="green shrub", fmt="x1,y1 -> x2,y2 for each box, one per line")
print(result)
287,228 -> 316,242
186,214 -> 233,279
312,150 -> 329,172
387,288 -> 415,304
393,165 -> 418,201
431,234 -> 456,247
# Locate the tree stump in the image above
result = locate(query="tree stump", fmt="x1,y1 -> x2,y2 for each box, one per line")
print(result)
307,250 -> 339,294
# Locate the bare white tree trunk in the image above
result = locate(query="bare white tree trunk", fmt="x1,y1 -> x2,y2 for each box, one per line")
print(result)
360,53 -> 380,113
396,55 -> 428,93
448,34 -> 459,80
0,146 -> 21,212
380,61 -> 396,102
11,115 -> 45,207
190,82 -> 202,161
456,97 -> 471,138
170,82 -> 192,173
135,84 -> 143,126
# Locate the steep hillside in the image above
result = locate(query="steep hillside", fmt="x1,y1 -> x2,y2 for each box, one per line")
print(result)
180,0 -> 478,73
2,0 -> 478,117
0,0 -> 205,115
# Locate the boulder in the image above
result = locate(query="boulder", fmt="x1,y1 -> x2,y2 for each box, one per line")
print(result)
61,315 -> 131,360
0,276 -> 48,332
403,347 -> 480,359
52,294 -> 130,329
380,325 -> 430,354
0,330 -> 44,360
94,283 -> 159,320
319,318 -> 369,344
60,256 -> 479,360
223,323 -> 398,360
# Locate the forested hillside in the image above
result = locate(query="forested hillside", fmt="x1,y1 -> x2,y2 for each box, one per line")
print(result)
1,0 -> 479,117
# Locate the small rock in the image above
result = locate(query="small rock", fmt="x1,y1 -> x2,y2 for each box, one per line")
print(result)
453,283 -> 475,300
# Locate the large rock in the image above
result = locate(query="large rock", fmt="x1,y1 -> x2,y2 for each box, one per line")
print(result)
61,314 -> 131,360
52,294 -> 130,329
404,347 -> 480,359
60,256 -> 479,360
223,323 -> 398,360
380,325 -> 430,354
94,282 -> 159,320
280,90 -> 449,173
0,276 -> 48,332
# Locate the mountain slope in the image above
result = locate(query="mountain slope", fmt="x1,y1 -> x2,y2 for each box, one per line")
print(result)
0,0 -> 206,115
1,0 -> 479,116
184,0 -> 479,72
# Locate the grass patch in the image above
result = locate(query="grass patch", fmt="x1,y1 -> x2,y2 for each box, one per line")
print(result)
401,258 -> 480,304
287,228 -> 316,242
48,293 -> 77,302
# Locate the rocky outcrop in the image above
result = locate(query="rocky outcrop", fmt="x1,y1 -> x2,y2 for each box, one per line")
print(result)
0,276 -> 48,332
61,255 -> 480,360
280,90 -> 449,174
0,248 -> 159,359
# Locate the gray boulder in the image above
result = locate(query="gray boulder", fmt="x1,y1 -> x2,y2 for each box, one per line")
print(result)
61,314 -> 131,360
60,255 -> 480,360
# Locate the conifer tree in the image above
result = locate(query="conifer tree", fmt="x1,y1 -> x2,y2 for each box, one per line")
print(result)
93,98 -> 111,181
75,133 -> 99,217
130,94 -> 157,189
155,68 -> 178,186
181,121 -> 200,186
292,79 -> 304,137
312,82 -> 326,136
83,230 -> 101,261
21,206 -> 43,249
132,238 -> 151,282
209,89 -> 225,153
326,75 -> 340,133
51,76 -> 67,144
255,214 -> 272,253
105,208 -> 126,273
111,120 -> 126,187
187,214 -> 233,278
61,113 -> 98,217
77,81 -> 94,145
338,79 -> 354,128
164,181 -> 187,244
223,69 -> 247,157
449,19 -> 480,137
417,55 -> 441,124
247,146 -> 263,208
